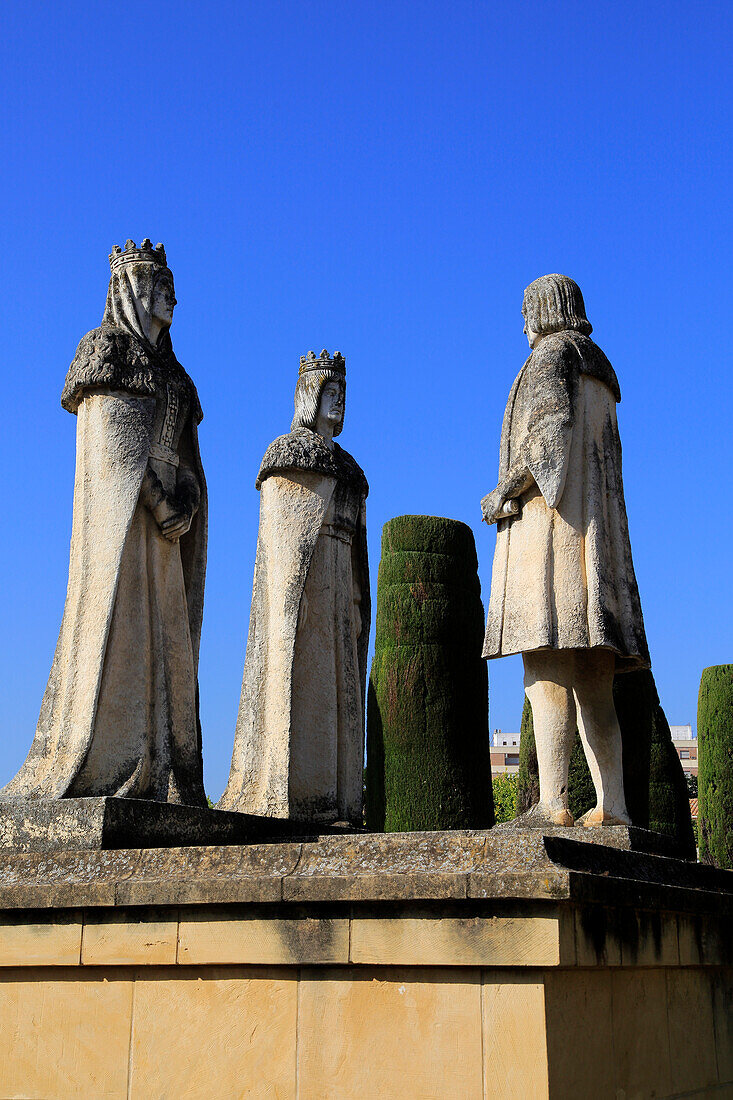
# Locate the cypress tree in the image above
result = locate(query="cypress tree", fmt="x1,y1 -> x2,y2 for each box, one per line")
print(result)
515,697 -> 538,815
698,665 -> 733,868
366,515 -> 494,831
646,682 -> 695,855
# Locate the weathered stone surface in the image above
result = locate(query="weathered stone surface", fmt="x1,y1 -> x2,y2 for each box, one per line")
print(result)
0,796 -> 345,854
481,274 -> 649,828
178,910 -> 350,965
494,820 -> 688,859
1,241 -> 209,807
219,350 -> 370,827
350,914 -> 562,967
297,967 -> 484,1099
0,969 -> 134,1097
129,969 -> 298,1099
0,829 -> 729,915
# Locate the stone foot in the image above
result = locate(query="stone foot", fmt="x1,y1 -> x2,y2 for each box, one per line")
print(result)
498,803 -> 574,829
547,807 -> 575,827
577,807 -> 632,827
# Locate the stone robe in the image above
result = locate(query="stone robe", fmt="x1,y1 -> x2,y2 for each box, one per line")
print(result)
483,330 -> 649,671
219,428 -> 369,823
0,325 -> 207,804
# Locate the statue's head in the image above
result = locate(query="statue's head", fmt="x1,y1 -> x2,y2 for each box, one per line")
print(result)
291,350 -> 346,437
104,239 -> 176,347
522,274 -> 592,347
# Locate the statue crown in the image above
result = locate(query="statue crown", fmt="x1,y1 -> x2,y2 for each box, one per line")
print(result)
298,348 -> 346,376
109,238 -> 167,273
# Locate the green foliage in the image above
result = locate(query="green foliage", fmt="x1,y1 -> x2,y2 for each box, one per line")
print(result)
567,735 -> 595,820
698,665 -> 733,868
366,515 -> 494,832
515,696 -> 539,815
514,668 -> 694,854
492,773 -> 518,823
647,689 -> 696,856
686,774 -> 698,798
612,671 -> 653,829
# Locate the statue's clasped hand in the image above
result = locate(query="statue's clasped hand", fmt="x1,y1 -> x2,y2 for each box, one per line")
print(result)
160,509 -> 193,542
481,488 -> 520,526
151,493 -> 194,542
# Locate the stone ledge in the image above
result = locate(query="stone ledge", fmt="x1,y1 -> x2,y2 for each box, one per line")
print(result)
0,903 -> 729,969
0,829 -> 729,916
0,797 -> 356,853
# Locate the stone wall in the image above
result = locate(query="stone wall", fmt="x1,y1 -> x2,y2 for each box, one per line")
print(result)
1,830 -> 733,1097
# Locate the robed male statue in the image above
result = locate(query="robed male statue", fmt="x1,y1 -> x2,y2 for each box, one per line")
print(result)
1,240 -> 207,805
219,350 -> 369,824
481,274 -> 649,827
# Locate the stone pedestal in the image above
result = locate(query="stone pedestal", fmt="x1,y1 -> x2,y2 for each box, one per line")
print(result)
0,797 -> 357,853
0,828 -> 731,1097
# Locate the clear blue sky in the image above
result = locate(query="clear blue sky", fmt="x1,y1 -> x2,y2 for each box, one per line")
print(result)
0,1 -> 730,799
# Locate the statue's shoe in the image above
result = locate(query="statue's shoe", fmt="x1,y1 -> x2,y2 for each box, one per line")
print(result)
577,807 -> 631,827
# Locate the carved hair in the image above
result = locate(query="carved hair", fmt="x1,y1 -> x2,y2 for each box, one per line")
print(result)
522,274 -> 592,337
291,370 -> 345,436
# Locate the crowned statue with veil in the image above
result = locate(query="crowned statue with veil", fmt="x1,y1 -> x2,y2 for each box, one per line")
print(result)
1,240 -> 208,806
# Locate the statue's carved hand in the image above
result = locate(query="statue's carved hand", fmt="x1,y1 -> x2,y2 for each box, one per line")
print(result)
160,510 -> 193,541
481,488 -> 506,525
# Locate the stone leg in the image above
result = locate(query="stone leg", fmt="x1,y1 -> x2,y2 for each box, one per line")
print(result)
573,649 -> 630,826
522,651 -> 577,826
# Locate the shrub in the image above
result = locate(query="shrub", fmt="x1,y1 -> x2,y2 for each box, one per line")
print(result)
493,773 -> 518,823
698,665 -> 733,868
366,515 -> 494,831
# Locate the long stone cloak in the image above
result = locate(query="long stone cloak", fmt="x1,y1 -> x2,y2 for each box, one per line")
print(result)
218,428 -> 370,822
1,326 -> 207,803
483,331 -> 649,671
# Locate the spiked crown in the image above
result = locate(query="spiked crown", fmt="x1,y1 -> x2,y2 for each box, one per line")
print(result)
109,238 -> 168,273
298,348 -> 346,376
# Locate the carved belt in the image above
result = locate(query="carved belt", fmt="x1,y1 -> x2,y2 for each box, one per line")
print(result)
320,523 -> 354,545
149,442 -> 179,467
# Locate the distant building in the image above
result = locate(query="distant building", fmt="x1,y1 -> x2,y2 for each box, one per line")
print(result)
670,724 -> 698,778
489,723 -> 698,779
491,730 -> 520,775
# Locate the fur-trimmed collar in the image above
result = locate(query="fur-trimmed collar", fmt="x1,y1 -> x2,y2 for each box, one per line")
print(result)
256,428 -> 368,496
61,324 -> 203,422
541,331 -> 621,402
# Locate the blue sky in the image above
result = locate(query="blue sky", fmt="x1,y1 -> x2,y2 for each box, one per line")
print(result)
0,0 -> 730,799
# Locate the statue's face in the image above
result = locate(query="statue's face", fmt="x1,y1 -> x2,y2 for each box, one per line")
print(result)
522,313 -> 540,349
152,273 -> 177,327
319,380 -> 344,429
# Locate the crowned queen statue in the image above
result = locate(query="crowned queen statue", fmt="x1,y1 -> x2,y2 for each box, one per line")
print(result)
219,350 -> 370,825
1,240 -> 208,805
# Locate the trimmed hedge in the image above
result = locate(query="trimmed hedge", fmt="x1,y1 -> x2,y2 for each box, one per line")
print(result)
366,515 -> 494,831
698,665 -> 733,868
513,669 -> 694,854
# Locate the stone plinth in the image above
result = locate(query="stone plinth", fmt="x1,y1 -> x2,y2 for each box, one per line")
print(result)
0,797 -> 357,854
0,829 -> 732,1098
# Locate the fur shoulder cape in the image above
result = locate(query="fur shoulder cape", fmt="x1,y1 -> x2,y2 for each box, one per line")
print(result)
61,324 -> 203,423
256,428 -> 369,496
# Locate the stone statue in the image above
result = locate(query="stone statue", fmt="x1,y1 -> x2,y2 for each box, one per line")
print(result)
219,350 -> 370,824
1,241 -> 207,805
481,274 -> 649,827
